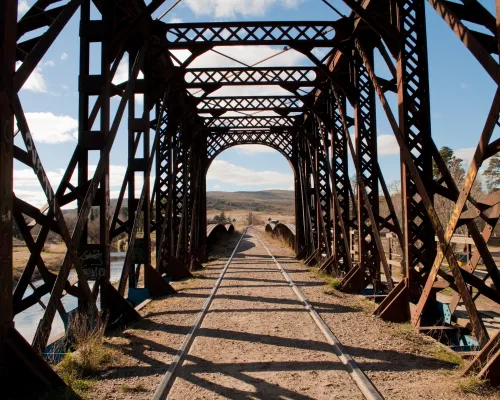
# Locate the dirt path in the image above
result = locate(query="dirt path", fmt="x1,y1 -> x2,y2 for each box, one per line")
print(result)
88,227 -> 499,399
167,228 -> 363,399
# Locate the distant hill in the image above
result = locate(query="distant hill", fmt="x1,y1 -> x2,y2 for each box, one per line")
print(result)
207,190 -> 294,214
59,190 -> 294,216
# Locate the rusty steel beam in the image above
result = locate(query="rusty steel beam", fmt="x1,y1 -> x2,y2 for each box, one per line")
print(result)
206,116 -> 295,129
354,47 -> 381,290
15,0 -> 81,91
185,67 -> 321,88
0,0 -> 16,352
356,39 -> 489,347
427,0 -> 499,85
196,96 -> 304,113
157,20 -> 348,48
206,130 -> 294,167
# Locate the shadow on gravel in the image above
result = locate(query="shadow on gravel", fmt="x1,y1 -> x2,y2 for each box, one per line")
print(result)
104,319 -> 458,393
146,291 -> 360,315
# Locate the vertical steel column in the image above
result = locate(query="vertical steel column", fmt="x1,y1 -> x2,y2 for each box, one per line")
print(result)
354,47 -> 380,287
307,144 -> 319,253
292,136 -> 305,257
78,0 -> 112,295
315,120 -> 333,257
156,105 -> 173,272
127,49 -> 151,288
190,143 -> 207,265
173,125 -> 188,262
397,0 -> 435,286
0,0 -> 15,369
329,92 -> 350,272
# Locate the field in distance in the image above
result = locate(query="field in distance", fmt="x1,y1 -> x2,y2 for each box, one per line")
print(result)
206,189 -> 295,229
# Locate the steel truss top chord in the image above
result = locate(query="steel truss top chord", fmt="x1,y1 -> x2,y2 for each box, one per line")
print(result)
157,20 -> 350,48
184,67 -> 322,87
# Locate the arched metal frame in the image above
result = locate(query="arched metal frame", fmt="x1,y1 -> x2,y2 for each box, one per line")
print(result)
2,0 -> 500,394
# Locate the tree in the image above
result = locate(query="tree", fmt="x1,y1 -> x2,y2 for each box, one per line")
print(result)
433,146 -> 465,183
484,154 -> 500,193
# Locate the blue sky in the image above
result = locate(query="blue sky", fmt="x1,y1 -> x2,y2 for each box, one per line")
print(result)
15,0 -> 498,204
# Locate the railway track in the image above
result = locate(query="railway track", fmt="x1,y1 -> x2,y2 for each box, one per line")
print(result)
153,227 -> 383,400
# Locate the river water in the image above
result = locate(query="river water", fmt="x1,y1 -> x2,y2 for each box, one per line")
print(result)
14,252 -> 126,344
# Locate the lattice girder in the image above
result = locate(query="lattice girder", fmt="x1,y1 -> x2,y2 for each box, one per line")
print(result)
206,116 -> 295,129
206,130 -> 295,169
197,96 -> 304,113
185,67 -> 322,88
156,20 -> 350,49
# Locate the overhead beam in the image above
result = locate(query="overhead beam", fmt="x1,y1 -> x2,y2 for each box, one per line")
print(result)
157,20 -> 350,48
185,67 -> 322,88
205,116 -> 295,129
196,96 -> 304,113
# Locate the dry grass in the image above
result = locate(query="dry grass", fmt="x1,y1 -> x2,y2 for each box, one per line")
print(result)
55,312 -> 121,398
457,376 -> 499,396
120,383 -> 148,393
311,266 -> 344,292
429,345 -> 464,367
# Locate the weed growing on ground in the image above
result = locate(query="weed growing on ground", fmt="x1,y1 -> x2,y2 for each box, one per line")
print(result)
328,278 -> 342,289
120,383 -> 148,393
312,267 -> 343,292
429,345 -> 464,367
392,322 -> 430,349
354,296 -> 376,312
457,376 -> 498,396
55,312 -> 120,398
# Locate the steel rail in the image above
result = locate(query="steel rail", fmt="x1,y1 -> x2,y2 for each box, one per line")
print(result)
254,231 -> 384,400
152,228 -> 248,400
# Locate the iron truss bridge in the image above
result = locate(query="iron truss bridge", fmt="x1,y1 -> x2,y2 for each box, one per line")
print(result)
1,0 -> 500,396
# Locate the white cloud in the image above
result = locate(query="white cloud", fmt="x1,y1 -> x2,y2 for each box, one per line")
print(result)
18,0 -> 30,14
60,52 -> 68,61
184,0 -> 302,17
454,147 -> 475,166
235,145 -> 278,155
43,60 -> 55,67
188,45 -> 307,69
14,165 -> 155,208
213,185 -> 221,190
113,56 -> 129,84
378,134 -> 399,156
61,84 -> 70,90
181,45 -> 309,97
207,160 -> 293,187
16,62 -> 47,93
21,112 -> 78,143
169,17 -> 183,23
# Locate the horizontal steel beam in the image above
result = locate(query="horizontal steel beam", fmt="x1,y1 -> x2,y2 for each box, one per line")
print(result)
197,96 -> 304,113
185,67 -> 321,88
157,20 -> 348,48
205,116 -> 295,129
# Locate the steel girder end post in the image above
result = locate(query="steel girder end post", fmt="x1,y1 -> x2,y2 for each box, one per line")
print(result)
373,278 -> 411,323
339,264 -> 365,294
304,249 -> 320,267
1,326 -> 69,399
189,248 -> 206,271
100,281 -> 141,330
319,255 -> 336,275
190,257 -> 205,272
462,331 -> 500,384
477,348 -> 500,386
166,256 -> 193,281
144,264 -> 176,297
295,250 -> 307,260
